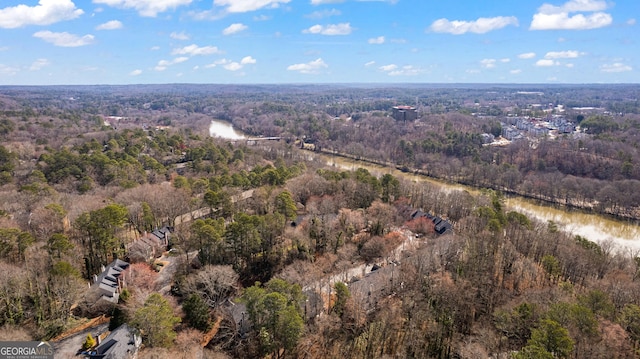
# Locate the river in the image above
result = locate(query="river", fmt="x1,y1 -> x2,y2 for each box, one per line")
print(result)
209,119 -> 246,140
209,119 -> 640,252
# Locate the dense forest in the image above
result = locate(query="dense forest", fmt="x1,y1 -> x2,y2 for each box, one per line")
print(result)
1,85 -> 640,358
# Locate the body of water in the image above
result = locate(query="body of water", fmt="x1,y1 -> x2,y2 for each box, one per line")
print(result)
209,119 -> 245,140
209,118 -> 640,252
326,155 -> 640,252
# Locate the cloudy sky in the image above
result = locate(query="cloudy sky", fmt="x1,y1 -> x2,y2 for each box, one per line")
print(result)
0,0 -> 637,84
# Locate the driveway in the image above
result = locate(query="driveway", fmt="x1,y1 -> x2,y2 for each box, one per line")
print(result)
52,323 -> 109,358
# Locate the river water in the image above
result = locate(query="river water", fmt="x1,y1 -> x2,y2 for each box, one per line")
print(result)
209,119 -> 245,140
209,119 -> 640,252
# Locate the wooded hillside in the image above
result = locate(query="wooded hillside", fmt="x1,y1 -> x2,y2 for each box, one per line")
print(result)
1,85 -> 640,358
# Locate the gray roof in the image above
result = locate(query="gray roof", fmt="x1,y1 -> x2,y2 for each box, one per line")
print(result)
151,226 -> 172,240
93,259 -> 129,303
85,324 -> 141,359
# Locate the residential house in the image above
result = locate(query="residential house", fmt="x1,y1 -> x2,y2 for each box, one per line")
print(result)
221,299 -> 250,339
91,259 -> 129,305
151,226 -> 172,246
128,226 -> 172,262
410,210 -> 453,235
84,324 -> 141,359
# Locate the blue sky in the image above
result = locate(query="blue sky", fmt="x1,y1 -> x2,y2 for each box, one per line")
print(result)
0,0 -> 637,84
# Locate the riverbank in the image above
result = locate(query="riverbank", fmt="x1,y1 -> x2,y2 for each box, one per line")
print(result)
310,146 -> 640,252
208,118 -> 640,251
315,146 -> 640,222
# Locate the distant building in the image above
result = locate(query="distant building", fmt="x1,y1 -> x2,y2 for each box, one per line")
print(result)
480,133 -> 495,144
392,106 -> 417,122
502,127 -> 522,141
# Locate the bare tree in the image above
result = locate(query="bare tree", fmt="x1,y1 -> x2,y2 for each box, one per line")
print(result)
180,265 -> 239,308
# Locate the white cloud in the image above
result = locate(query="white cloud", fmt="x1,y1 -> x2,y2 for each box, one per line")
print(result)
223,23 -> 248,35
213,0 -> 290,13
150,46 -> 160,50
154,56 -> 189,71
306,8 -> 341,19
253,14 -> 270,21
627,18 -> 636,25
429,16 -> 518,34
130,69 -> 142,75
93,0 -> 192,17
518,52 -> 536,59
368,36 -> 385,44
29,58 -> 50,71
205,59 -> 229,68
510,69 -> 522,74
29,59 -> 51,71
534,12 -> 613,29
96,20 -> 122,30
481,59 -> 497,68
240,56 -> 256,65
304,25 -> 322,33
530,0 -> 612,30
379,64 -> 397,72
0,0 -> 84,29
188,9 -> 226,21
388,65 -> 423,76
600,63 -> 632,73
535,59 -> 560,66
205,56 -> 256,71
364,61 -> 376,67
565,63 -> 574,68
224,62 -> 242,71
310,0 -> 344,4
500,58 -> 511,63
287,58 -> 328,74
170,31 -> 189,40
172,44 -> 222,56
33,30 -> 94,47
544,50 -> 583,58
379,64 -> 424,76
0,64 -> 20,76
303,23 -> 352,35
545,0 -> 608,12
